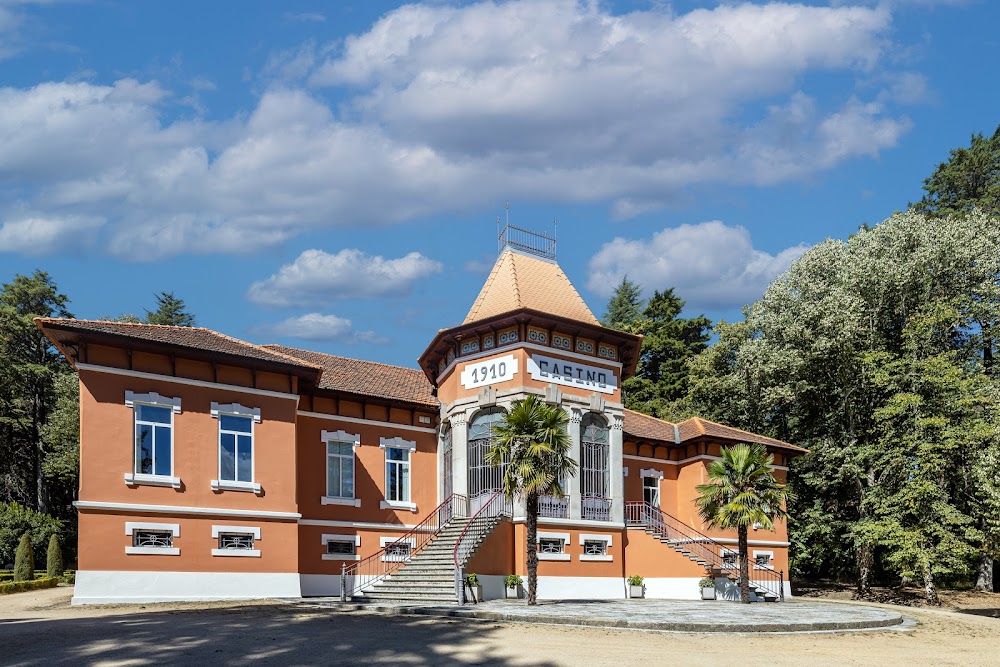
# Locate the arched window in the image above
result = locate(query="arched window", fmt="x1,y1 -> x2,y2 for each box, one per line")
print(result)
581,414 -> 611,520
468,408 -> 507,504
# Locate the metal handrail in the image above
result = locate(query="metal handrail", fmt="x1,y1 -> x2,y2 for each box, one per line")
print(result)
625,501 -> 785,601
453,490 -> 513,603
340,493 -> 468,601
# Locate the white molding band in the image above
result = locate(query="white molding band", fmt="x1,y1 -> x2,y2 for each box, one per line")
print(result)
579,533 -> 612,546
322,533 -> 361,546
124,473 -> 182,489
438,341 -> 623,384
126,522 -> 180,536
76,363 -> 299,401
211,525 -> 261,539
212,549 -> 260,558
211,402 -> 261,422
298,519 -> 418,530
322,430 -> 361,445
125,390 -> 181,412
624,453 -> 789,470
298,410 -> 436,434
125,546 -> 180,556
75,500 -> 301,521
379,436 -> 416,451
639,468 -> 664,479
513,517 -> 626,530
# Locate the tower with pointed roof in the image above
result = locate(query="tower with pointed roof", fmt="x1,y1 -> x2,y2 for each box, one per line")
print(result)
419,231 -> 642,521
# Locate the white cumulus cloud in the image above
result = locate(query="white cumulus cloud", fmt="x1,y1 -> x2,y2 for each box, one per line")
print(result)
587,221 -> 808,311
247,248 -> 443,308
254,312 -> 387,344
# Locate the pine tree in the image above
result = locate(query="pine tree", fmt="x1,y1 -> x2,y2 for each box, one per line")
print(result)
13,532 -> 33,582
601,276 -> 644,330
46,533 -> 63,579
916,126 -> 1000,217
144,292 -> 195,327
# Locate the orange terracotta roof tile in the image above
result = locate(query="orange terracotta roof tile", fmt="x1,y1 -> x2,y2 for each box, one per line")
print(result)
265,345 -> 437,407
623,408 -> 805,453
464,249 -> 600,326
35,318 -> 322,372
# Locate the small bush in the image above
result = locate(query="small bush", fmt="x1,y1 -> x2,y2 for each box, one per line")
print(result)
504,574 -> 523,589
699,577 -> 716,588
0,577 -> 60,595
62,572 -> 75,585
464,573 -> 480,587
627,575 -> 644,587
46,534 -> 64,578
13,533 -> 33,582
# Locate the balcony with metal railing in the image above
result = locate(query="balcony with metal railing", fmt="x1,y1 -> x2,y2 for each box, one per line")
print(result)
538,495 -> 569,519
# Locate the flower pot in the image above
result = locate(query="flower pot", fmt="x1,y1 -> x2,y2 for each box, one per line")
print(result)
629,584 -> 644,599
505,585 -> 521,599
701,587 -> 717,600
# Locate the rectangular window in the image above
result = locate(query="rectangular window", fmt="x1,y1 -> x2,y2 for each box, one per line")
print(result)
642,475 -> 660,507
134,404 -> 173,476
133,530 -> 173,548
385,447 -> 411,502
753,550 -> 774,569
385,542 -> 411,559
219,414 -> 253,484
218,533 -> 255,551
326,441 -> 355,499
583,540 -> 606,556
327,540 -> 356,556
539,538 -> 563,553
722,549 -> 738,569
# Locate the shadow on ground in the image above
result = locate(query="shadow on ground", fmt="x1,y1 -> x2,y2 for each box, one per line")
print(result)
1,604 -> 550,666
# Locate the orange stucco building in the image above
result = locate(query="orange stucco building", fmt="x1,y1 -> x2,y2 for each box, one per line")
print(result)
38,243 -> 804,605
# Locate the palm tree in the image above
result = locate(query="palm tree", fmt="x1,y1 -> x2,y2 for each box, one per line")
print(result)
695,443 -> 788,604
487,396 -> 577,605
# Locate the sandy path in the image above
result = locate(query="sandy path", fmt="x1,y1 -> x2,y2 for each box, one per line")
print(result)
1,586 -> 997,666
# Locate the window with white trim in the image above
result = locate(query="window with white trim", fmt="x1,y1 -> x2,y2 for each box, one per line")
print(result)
327,441 -> 355,500
211,403 -> 260,492
380,536 -> 414,562
126,392 -> 181,482
537,532 -> 570,561
125,521 -> 180,556
641,469 -> 663,507
211,525 -> 261,557
381,437 -> 415,507
579,533 -> 613,561
721,548 -> 738,569
753,550 -> 774,569
322,534 -> 361,561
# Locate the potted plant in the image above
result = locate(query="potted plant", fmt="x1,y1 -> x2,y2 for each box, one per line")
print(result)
699,577 -> 717,600
464,572 -> 482,604
504,574 -> 524,599
627,575 -> 644,599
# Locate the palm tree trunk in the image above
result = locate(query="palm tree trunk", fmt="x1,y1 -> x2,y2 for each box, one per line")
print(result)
527,491 -> 539,605
738,524 -> 750,604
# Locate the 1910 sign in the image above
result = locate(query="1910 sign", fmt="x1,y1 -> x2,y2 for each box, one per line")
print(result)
460,354 -> 518,390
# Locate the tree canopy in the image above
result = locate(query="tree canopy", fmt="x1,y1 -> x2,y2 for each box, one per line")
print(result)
601,276 -> 644,330
144,291 -> 195,327
916,125 -> 1000,218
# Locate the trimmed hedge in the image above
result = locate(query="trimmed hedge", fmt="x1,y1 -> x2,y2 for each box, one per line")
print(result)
0,577 -> 60,595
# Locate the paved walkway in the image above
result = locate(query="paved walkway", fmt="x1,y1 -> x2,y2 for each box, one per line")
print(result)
297,597 -> 907,633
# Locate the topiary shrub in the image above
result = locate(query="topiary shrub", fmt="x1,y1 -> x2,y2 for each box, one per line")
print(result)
46,534 -> 63,579
0,503 -> 62,568
14,533 -> 34,582
0,577 -> 60,595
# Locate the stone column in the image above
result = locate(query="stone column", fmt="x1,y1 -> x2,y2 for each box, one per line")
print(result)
609,410 -> 624,524
568,407 -> 583,521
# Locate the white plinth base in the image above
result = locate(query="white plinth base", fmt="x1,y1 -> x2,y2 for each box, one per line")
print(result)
71,570 -> 301,605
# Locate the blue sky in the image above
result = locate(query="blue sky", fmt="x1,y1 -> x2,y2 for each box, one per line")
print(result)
0,0 -> 995,368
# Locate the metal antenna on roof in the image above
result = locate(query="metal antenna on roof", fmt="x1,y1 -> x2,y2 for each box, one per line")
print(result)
496,215 -> 502,255
553,217 -> 558,260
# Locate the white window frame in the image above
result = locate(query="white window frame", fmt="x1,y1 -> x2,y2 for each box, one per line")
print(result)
322,430 -> 361,507
211,525 -> 261,557
380,437 -> 417,511
578,533 -> 613,562
211,403 -> 261,493
753,549 -> 775,570
641,468 -> 662,508
380,536 -> 415,562
322,533 -> 361,561
124,391 -> 182,489
124,521 -> 180,556
537,531 -> 571,561
720,547 -> 739,570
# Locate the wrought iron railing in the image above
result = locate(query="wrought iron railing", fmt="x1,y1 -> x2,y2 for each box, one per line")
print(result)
582,495 -> 612,521
340,493 -> 468,600
624,501 -> 784,601
453,490 -> 513,603
538,495 -> 569,518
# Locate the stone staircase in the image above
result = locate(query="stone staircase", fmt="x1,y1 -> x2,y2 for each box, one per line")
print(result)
353,516 -> 480,604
